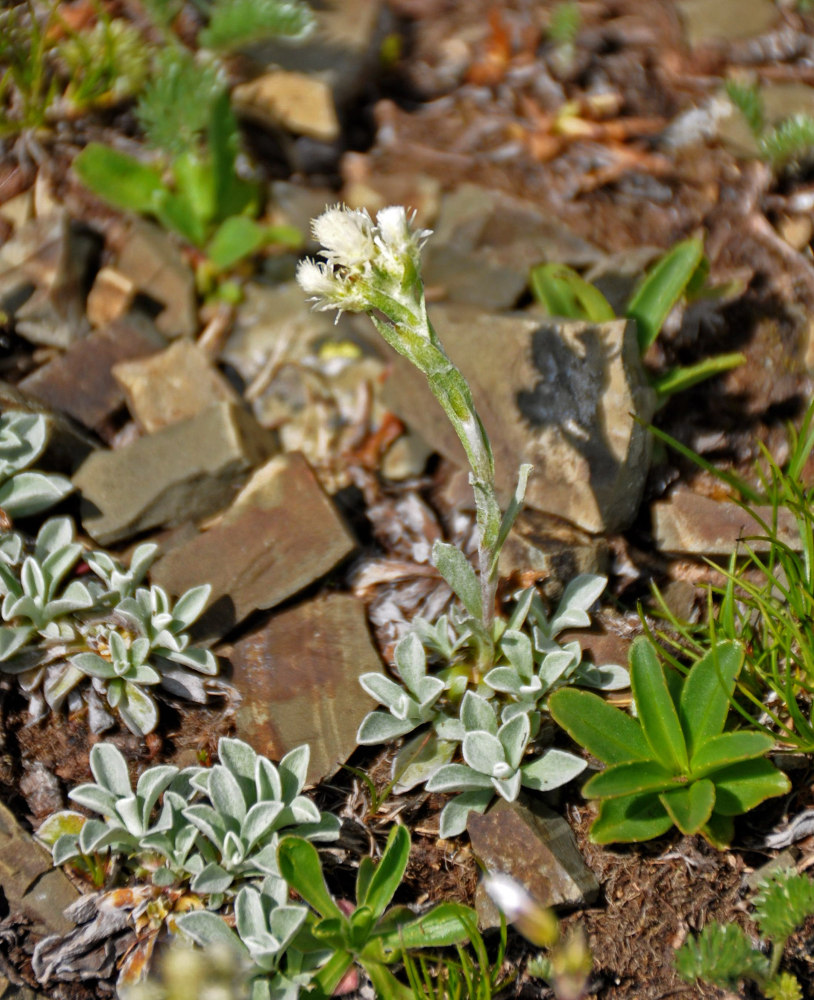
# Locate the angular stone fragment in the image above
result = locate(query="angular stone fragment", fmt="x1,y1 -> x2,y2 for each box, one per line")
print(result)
0,212 -> 97,347
468,797 -> 599,929
677,0 -> 777,45
226,592 -> 383,784
19,314 -> 166,432
85,266 -> 136,328
383,306 -> 656,534
233,71 -> 340,141
0,799 -> 78,937
652,489 -> 801,556
151,452 -> 355,639
115,219 -> 197,338
74,402 -> 277,545
112,338 -> 238,433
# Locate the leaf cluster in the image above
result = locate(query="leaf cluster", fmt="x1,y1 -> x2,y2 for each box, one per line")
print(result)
529,238 -> 745,401
675,868 -> 814,998
726,79 -> 814,170
0,519 -> 219,736
356,575 -> 621,837
549,638 -> 790,845
0,412 -> 73,520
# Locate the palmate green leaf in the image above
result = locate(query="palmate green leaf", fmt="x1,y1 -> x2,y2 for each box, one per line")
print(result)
674,920 -> 769,988
432,541 -> 481,620
630,638 -> 688,774
583,760 -> 677,799
590,791 -> 674,844
626,237 -> 705,352
710,758 -> 790,816
529,262 -> 615,322
753,868 -> 814,946
549,687 -> 651,765
659,779 -> 715,835
679,640 -> 743,757
73,144 -> 166,214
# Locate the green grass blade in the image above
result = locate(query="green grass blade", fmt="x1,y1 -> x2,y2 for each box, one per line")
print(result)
626,237 -> 705,352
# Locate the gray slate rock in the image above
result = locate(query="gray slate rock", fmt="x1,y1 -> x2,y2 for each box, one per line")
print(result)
19,314 -> 166,433
0,798 -> 78,938
383,306 -> 656,534
74,402 -> 277,545
468,796 -> 599,929
225,592 -> 383,784
151,452 -> 355,640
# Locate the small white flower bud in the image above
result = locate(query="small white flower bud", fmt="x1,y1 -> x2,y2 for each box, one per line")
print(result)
312,205 -> 375,268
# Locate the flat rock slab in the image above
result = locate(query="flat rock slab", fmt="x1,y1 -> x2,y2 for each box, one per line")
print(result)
19,314 -> 166,432
652,489 -> 801,555
677,0 -> 777,45
0,799 -> 78,937
468,796 -> 599,929
226,592 -> 383,784
112,338 -> 238,433
74,402 -> 277,545
233,71 -> 340,142
151,452 -> 355,639
383,306 -> 656,534
115,219 -> 197,338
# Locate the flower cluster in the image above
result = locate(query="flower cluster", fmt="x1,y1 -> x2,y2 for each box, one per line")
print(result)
296,205 -> 431,321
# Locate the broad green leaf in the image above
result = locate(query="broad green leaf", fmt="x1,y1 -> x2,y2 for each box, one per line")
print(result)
583,760 -> 677,799
73,143 -> 165,214
651,352 -> 746,400
171,150 -> 216,228
153,189 -> 207,247
710,759 -> 790,816
208,90 -> 258,221
690,731 -> 773,778
630,638 -> 688,773
701,812 -> 734,849
590,792 -> 674,844
207,216 -> 268,271
659,779 -> 715,835
378,902 -> 474,951
530,262 -> 615,322
549,688 -> 651,765
36,810 -> 86,846
432,541 -> 481,620
679,640 -> 743,757
626,237 -> 705,352
277,837 -> 342,920
362,825 -> 410,919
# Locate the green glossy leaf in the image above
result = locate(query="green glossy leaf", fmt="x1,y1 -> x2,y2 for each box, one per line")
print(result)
626,237 -> 705,351
73,143 -> 165,213
651,352 -> 746,400
659,779 -> 715,835
549,688 -> 651,765
277,837 -> 342,920
690,731 -> 773,778
679,641 -> 743,758
362,825 -> 410,919
630,638 -> 687,773
583,760 -> 677,799
710,759 -> 790,816
590,792 -> 674,844
432,541 -> 481,620
529,262 -> 615,322
701,811 -> 734,849
207,216 -> 268,271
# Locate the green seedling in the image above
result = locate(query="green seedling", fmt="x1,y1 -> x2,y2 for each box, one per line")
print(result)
727,78 -> 814,171
0,1 -> 60,135
549,638 -> 790,846
675,867 -> 814,999
530,238 -> 745,401
276,825 -> 474,999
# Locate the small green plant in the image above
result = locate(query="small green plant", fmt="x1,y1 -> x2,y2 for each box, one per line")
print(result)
546,2 -> 581,74
675,867 -> 814,998
727,78 -> 814,170
0,523 -> 220,735
647,399 -> 814,753
529,238 -> 745,401
197,0 -> 315,51
56,14 -> 150,111
0,412 -> 73,520
179,824 -> 475,1000
0,1 -> 60,134
549,638 -> 790,846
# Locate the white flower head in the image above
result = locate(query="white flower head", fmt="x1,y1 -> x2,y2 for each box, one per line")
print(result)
374,206 -> 432,273
312,205 -> 375,269
295,258 -> 368,318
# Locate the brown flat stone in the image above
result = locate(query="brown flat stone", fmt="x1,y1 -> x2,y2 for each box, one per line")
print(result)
225,592 -> 383,784
151,452 -> 355,638
20,314 -> 166,432
0,799 -> 78,937
468,796 -> 599,929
